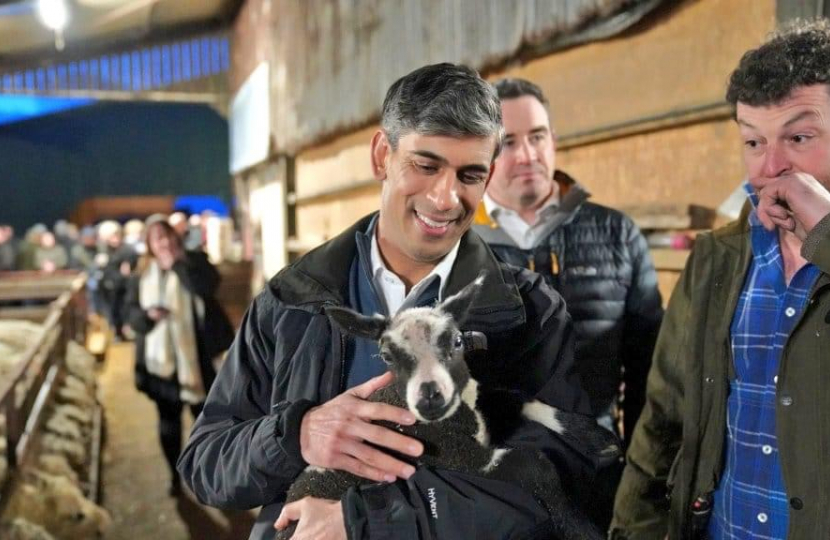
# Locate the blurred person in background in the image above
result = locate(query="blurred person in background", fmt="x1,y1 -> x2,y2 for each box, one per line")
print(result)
0,225 -> 18,272
123,219 -> 147,255
69,225 -> 97,271
186,213 -> 204,251
474,78 -> 663,530
477,79 -> 663,449
98,221 -> 137,340
169,212 -> 189,239
17,223 -> 47,270
32,231 -> 68,273
126,215 -> 234,496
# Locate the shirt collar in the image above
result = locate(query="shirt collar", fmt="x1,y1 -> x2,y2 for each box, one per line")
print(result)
483,190 -> 559,221
742,181 -> 763,228
369,222 -> 460,301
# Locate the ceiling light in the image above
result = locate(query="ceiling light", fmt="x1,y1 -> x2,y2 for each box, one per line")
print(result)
37,0 -> 69,32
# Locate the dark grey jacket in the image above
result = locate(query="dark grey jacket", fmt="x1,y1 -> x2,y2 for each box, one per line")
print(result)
473,172 -> 663,443
177,213 -> 593,539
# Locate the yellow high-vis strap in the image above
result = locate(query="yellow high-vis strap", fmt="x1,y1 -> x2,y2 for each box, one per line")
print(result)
473,203 -> 498,228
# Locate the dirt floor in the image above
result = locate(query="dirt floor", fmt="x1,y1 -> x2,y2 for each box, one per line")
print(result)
99,342 -> 256,540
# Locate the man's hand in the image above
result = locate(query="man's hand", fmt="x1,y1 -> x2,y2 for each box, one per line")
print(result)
300,371 -> 423,483
756,173 -> 830,240
275,497 -> 345,540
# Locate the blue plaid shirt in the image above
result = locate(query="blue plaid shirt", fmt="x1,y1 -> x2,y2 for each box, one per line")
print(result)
708,186 -> 820,539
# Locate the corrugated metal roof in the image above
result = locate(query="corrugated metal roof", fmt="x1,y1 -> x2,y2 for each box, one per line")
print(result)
255,0 -> 666,153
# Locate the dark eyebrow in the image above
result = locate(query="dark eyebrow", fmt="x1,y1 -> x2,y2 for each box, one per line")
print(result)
736,118 -> 756,129
458,163 -> 490,175
783,110 -> 821,128
505,126 -> 549,139
411,150 -> 489,174
738,111 -> 821,130
412,150 -> 448,164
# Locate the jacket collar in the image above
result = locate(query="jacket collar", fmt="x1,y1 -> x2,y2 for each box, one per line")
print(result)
473,169 -> 590,231
268,212 -> 525,320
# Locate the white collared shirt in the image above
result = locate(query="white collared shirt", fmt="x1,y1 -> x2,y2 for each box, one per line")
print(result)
370,230 -> 460,316
483,192 -> 560,249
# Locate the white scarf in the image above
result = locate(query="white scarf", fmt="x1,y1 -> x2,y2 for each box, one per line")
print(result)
139,260 -> 206,404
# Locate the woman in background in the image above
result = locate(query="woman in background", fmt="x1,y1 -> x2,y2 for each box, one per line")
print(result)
126,215 -> 234,495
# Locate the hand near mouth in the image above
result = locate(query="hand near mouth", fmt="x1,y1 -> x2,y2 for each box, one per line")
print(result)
755,173 -> 830,241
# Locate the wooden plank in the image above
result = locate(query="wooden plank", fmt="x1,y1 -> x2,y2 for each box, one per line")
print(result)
650,248 -> 691,272
620,204 -> 716,230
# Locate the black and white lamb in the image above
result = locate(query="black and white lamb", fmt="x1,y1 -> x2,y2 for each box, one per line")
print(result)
278,274 -> 619,540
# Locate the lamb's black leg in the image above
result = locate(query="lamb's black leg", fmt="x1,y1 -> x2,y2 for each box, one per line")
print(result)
490,448 -> 605,540
522,401 -> 621,469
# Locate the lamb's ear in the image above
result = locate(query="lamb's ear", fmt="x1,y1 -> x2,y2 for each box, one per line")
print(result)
325,306 -> 388,340
440,271 -> 486,326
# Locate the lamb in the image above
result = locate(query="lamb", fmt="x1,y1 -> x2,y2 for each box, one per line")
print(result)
39,433 -> 86,469
0,320 -> 43,351
55,381 -> 95,410
51,403 -> 94,429
44,414 -> 84,443
0,518 -> 56,540
4,470 -> 111,540
36,453 -> 80,486
278,275 -> 618,540
65,342 -> 96,388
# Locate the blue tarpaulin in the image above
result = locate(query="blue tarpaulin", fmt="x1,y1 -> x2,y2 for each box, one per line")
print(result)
173,195 -> 230,217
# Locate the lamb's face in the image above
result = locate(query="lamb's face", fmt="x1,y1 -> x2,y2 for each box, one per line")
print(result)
379,308 -> 470,422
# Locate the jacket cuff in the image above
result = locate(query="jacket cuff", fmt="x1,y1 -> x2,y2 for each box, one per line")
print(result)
275,399 -> 316,468
802,211 -> 830,269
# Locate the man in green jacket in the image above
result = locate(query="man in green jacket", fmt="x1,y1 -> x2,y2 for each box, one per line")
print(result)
612,19 -> 830,540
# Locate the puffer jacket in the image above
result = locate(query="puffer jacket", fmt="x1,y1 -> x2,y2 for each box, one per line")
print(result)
473,171 -> 663,442
611,208 -> 830,539
177,212 -> 595,540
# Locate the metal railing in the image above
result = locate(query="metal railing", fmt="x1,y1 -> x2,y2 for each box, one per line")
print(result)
0,272 -> 95,512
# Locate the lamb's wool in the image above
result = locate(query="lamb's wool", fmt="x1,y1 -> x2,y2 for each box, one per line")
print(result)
39,434 -> 85,469
64,342 -> 96,388
0,518 -> 56,540
4,471 -> 110,540
36,454 -> 80,485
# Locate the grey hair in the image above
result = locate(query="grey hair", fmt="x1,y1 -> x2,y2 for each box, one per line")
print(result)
381,63 -> 504,160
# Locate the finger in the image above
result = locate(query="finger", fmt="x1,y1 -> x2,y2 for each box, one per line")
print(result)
769,215 -> 796,232
275,501 -> 301,530
756,198 -> 779,231
346,398 -> 417,425
349,371 -> 394,399
761,202 -> 791,222
335,447 -> 409,482
342,438 -> 418,479
350,420 -> 423,457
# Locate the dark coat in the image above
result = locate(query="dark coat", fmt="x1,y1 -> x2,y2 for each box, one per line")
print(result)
177,213 -> 596,540
473,171 -> 663,443
612,208 -> 830,539
126,250 -> 235,404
